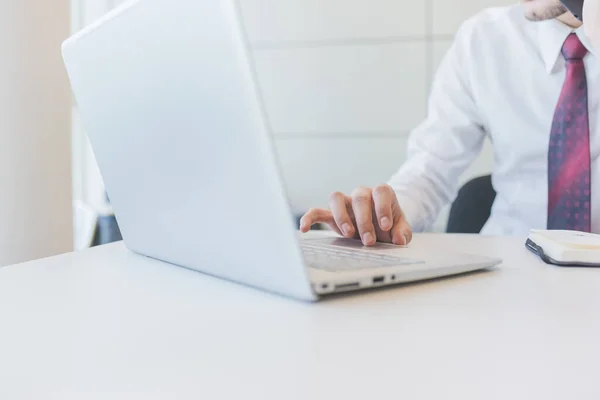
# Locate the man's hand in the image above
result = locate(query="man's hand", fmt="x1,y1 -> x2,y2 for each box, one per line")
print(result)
299,184 -> 413,246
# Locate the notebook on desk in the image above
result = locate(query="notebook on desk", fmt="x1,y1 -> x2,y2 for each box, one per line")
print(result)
526,229 -> 600,267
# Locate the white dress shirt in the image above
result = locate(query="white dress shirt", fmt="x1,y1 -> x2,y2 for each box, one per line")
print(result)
388,4 -> 600,236
584,0 -> 600,48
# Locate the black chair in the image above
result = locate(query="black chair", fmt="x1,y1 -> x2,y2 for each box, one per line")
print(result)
446,175 -> 496,234
92,214 -> 123,247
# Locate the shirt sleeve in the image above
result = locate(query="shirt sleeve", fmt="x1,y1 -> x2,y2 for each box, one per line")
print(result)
387,19 -> 487,232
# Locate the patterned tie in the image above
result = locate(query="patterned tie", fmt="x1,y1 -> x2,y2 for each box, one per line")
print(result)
548,33 -> 591,232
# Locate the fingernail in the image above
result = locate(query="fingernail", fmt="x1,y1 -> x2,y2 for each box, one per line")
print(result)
363,232 -> 375,245
402,235 -> 408,245
380,217 -> 391,230
342,223 -> 352,236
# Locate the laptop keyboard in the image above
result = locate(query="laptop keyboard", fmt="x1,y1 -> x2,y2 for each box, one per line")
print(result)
301,243 -> 420,272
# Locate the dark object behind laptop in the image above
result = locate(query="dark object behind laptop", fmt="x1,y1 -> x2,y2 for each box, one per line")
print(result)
446,175 -> 496,234
560,0 -> 584,21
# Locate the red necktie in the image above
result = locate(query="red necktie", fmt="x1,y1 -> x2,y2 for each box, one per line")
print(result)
547,33 -> 591,232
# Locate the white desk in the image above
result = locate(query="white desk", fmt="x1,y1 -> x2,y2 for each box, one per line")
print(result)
1,233 -> 599,400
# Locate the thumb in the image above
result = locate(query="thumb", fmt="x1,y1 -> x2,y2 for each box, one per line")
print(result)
390,205 -> 413,245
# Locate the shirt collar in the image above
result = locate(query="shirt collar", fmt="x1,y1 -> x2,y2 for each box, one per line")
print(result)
537,18 -> 596,74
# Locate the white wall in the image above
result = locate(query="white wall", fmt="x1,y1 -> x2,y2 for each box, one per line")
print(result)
74,0 -> 516,233
0,1 -> 73,265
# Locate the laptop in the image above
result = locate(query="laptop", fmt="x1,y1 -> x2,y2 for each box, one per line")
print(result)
61,0 -> 501,301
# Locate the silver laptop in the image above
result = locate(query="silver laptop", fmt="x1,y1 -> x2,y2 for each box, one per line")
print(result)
61,0 -> 501,301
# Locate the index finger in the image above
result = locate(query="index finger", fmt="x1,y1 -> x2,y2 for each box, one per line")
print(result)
372,184 -> 395,232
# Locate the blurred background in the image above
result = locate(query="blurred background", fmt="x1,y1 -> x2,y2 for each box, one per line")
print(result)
0,0 -> 515,266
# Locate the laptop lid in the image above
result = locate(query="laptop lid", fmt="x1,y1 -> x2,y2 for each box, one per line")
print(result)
62,0 -> 317,301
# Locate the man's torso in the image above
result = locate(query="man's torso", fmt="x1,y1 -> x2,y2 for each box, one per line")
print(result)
463,5 -> 600,235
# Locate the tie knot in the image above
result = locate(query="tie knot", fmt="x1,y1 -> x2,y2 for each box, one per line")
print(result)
562,33 -> 588,61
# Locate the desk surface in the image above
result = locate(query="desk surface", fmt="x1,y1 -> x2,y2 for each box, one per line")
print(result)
1,233 -> 599,400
